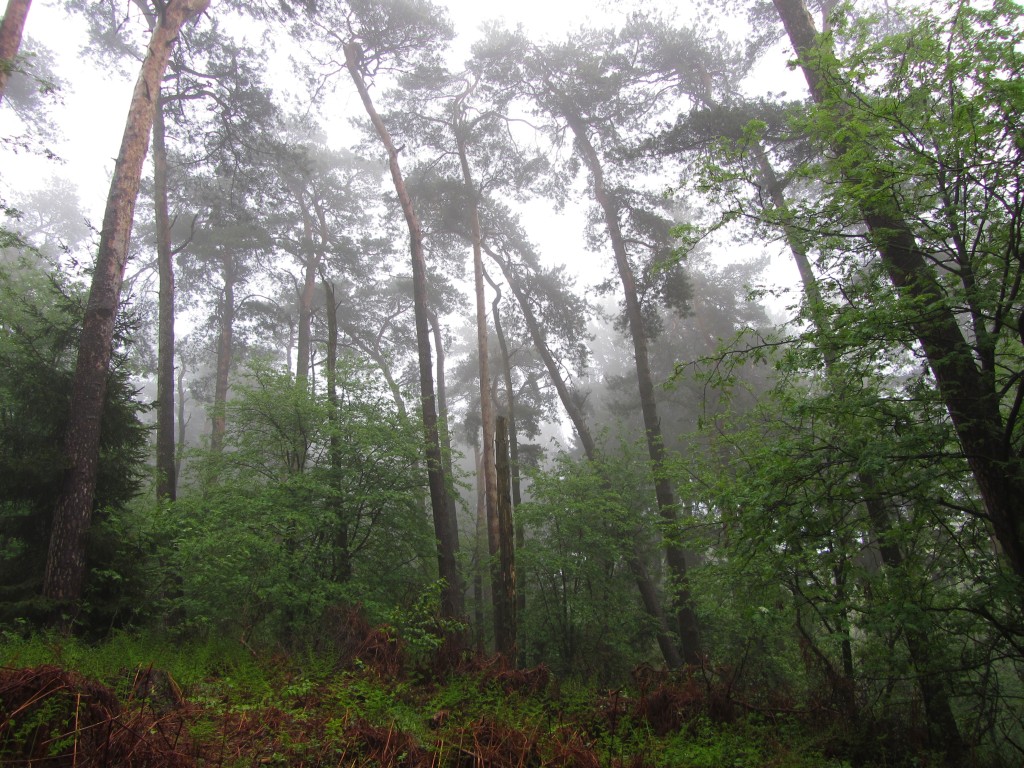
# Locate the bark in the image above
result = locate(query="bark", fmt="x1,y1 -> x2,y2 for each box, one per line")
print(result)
295,201 -> 320,387
772,0 -> 1024,584
324,279 -> 352,583
629,547 -> 684,669
473,444 -> 487,656
483,245 -> 597,457
0,0 -> 31,105
484,275 -> 524,513
484,273 -> 527,622
43,0 -> 209,604
455,107 -> 512,653
494,415 -> 518,660
343,42 -> 462,620
563,110 -> 701,665
483,244 -> 683,668
153,93 -> 176,501
175,356 -> 187,481
295,193 -> 332,388
210,261 -> 234,453
762,134 -> 965,758
767,3 -> 969,755
752,146 -> 827,333
428,308 -> 462,561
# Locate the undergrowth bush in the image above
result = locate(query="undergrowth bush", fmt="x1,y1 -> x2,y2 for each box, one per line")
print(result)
0,626 -> 1002,767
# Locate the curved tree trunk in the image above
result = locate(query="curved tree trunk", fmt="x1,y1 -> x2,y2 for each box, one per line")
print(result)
338,317 -> 409,420
487,284 -> 523,512
0,0 -> 31,106
485,274 -> 527,625
43,0 -> 209,605
482,245 -> 596,456
343,42 -> 462,621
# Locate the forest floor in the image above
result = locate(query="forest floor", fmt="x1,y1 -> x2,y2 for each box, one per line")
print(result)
0,624 -> 946,768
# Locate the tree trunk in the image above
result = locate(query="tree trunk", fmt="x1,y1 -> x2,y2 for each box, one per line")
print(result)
473,443 -> 487,656
295,197 -> 324,388
563,111 -> 701,665
483,244 -> 683,668
339,319 -> 409,420
43,0 -> 209,605
484,275 -> 524,513
428,307 -> 462,558
494,415 -> 517,660
0,0 -> 31,105
759,11 -> 968,754
210,262 -> 234,453
485,273 -> 527,624
483,245 -> 596,456
324,278 -> 352,583
343,42 -> 462,621
455,109 -> 511,654
175,355 -> 187,481
772,0 -> 1024,584
153,92 -> 176,501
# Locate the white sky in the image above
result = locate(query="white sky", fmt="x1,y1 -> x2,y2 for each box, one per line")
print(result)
1,0 -> 803,314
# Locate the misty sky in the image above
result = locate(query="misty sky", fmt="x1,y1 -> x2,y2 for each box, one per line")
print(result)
0,0 -> 801,311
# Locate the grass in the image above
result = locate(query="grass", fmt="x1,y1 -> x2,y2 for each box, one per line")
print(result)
0,630 -> 961,767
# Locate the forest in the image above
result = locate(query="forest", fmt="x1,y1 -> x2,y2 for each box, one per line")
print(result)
0,0 -> 1022,765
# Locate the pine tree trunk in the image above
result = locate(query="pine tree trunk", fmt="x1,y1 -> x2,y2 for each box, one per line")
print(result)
153,93 -> 176,502
175,356 -> 187,480
486,277 -> 526,622
343,42 -> 462,621
483,246 -> 596,456
324,279 -> 352,583
43,0 -> 209,605
473,444 -> 487,656
456,112 -> 513,654
483,245 -> 684,668
564,112 -> 701,665
211,265 -> 234,453
295,200 -> 321,387
494,415 -> 517,660
0,0 -> 31,105
428,308 -> 462,562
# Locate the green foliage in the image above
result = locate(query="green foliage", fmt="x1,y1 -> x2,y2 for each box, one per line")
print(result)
517,449 -> 662,680
0,260 -> 150,632
0,630 -> 272,704
161,358 -> 435,647
386,581 -> 465,671
673,318 -> 1024,758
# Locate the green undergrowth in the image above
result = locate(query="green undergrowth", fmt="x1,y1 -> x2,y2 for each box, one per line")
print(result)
0,631 -> 925,767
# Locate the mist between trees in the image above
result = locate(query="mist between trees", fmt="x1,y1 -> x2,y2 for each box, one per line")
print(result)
1,0 -> 1023,765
